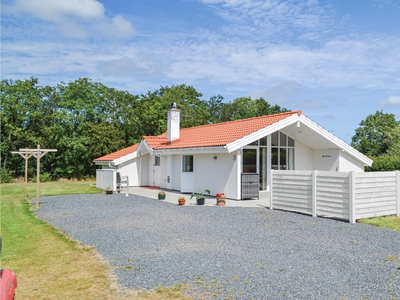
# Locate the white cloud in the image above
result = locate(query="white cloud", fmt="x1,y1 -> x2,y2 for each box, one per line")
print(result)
380,95 -> 400,105
13,0 -> 105,22
5,0 -> 134,39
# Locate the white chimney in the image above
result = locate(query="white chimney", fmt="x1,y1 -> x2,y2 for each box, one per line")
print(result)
167,102 -> 180,142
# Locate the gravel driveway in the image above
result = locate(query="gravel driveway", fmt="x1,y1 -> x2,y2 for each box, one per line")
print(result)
34,193 -> 400,299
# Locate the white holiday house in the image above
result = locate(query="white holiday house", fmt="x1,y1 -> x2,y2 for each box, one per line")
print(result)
94,107 -> 372,200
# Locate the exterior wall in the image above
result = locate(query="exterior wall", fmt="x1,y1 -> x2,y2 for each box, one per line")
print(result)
140,155 -> 150,186
116,159 -> 140,186
271,170 -> 400,223
294,141 -> 313,170
313,149 -> 339,171
193,153 -> 238,199
160,156 -> 168,188
339,151 -> 365,172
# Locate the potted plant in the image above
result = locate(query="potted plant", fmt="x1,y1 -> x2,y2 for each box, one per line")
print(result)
216,193 -> 226,206
105,185 -> 113,194
178,196 -> 186,206
158,191 -> 166,200
190,189 -> 210,205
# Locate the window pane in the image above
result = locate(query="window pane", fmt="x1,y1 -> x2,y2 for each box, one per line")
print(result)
280,132 -> 287,146
155,156 -> 160,166
259,137 -> 267,146
243,149 -> 257,173
249,140 -> 258,146
182,155 -> 193,172
280,148 -> 287,170
288,136 -> 295,147
288,148 -> 294,170
271,148 -> 278,170
271,132 -> 278,146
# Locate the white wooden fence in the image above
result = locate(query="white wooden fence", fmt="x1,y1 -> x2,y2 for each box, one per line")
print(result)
271,170 -> 400,223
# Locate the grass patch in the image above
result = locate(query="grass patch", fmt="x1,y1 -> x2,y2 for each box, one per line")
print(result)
359,215 -> 400,232
1,181 -> 192,299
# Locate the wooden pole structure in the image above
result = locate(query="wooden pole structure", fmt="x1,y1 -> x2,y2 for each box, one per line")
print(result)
11,152 -> 33,199
12,145 -> 57,208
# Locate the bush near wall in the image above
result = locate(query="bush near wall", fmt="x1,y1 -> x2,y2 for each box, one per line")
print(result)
365,156 -> 400,172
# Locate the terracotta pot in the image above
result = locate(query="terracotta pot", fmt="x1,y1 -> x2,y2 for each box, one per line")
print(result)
178,199 -> 186,205
217,197 -> 226,206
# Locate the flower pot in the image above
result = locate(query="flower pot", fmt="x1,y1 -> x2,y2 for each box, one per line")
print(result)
178,199 -> 186,206
196,197 -> 205,205
106,190 -> 113,194
217,197 -> 226,206
158,192 -> 166,200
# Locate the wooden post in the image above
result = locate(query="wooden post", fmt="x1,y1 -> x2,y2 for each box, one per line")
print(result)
349,171 -> 356,224
36,144 -> 40,208
24,153 -> 29,199
312,170 -> 317,217
12,145 -> 57,208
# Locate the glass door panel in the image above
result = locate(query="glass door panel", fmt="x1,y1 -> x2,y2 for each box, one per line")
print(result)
243,149 -> 257,173
260,147 -> 267,190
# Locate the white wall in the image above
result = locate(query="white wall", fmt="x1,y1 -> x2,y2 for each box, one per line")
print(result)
116,158 -> 140,186
194,153 -> 238,198
339,151 -> 365,172
140,155 -> 149,186
313,149 -> 339,171
294,141 -> 314,170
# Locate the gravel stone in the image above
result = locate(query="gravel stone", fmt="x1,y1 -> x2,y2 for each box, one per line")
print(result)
33,194 -> 400,299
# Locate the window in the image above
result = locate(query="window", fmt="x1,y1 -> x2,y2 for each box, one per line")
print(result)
154,156 -> 160,166
271,131 -> 295,170
182,155 -> 193,172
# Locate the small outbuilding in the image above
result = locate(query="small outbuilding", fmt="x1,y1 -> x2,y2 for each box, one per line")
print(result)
94,107 -> 372,200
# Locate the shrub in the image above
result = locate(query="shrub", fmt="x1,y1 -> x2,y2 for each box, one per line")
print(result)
365,156 -> 400,172
30,172 -> 53,183
0,168 -> 13,183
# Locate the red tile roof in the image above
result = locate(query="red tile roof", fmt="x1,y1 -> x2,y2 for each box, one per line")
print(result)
94,143 -> 139,161
94,111 -> 301,161
154,110 -> 301,150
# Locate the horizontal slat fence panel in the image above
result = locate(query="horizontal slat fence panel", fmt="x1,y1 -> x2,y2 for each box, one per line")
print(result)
354,172 -> 398,219
316,172 -> 349,220
271,171 -> 313,215
271,170 -> 399,223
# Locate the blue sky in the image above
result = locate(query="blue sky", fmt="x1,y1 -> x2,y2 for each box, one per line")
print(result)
2,0 -> 400,143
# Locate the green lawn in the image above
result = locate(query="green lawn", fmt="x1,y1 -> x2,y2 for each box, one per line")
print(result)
0,181 -> 191,300
360,215 -> 400,231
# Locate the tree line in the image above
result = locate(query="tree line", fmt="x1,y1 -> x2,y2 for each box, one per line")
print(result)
2,78 -> 399,182
1,77 -> 288,181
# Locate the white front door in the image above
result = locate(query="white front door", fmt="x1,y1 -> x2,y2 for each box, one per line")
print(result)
153,166 -> 161,187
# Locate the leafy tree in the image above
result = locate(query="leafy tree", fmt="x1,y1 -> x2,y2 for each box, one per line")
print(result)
0,78 -> 52,177
385,126 -> 400,156
220,97 -> 289,122
351,111 -> 400,157
206,95 -> 225,124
